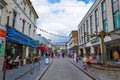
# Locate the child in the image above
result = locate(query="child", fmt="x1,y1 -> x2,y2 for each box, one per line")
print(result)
83,56 -> 88,70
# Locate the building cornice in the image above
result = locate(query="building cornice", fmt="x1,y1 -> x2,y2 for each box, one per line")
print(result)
12,0 -> 38,27
0,0 -> 7,7
26,0 -> 39,18
78,0 -> 101,28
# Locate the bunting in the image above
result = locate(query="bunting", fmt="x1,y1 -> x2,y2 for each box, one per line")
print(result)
18,17 -> 68,38
37,28 -> 69,38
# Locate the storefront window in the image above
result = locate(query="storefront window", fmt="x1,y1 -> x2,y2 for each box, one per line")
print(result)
6,42 -> 22,58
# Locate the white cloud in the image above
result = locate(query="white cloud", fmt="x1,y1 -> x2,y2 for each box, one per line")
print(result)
30,0 -> 94,43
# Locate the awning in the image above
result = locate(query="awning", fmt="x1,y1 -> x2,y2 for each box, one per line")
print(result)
37,46 -> 48,50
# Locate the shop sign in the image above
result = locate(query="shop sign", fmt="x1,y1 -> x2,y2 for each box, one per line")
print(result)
7,27 -> 37,47
91,38 -> 100,44
0,28 -> 6,38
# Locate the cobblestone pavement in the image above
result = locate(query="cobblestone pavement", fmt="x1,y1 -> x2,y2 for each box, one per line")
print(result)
73,59 -> 120,80
87,65 -> 120,80
40,58 -> 94,80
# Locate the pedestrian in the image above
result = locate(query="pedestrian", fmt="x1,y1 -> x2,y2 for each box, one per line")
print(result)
73,51 -> 77,62
83,56 -> 88,70
6,55 -> 13,69
87,55 -> 94,66
113,50 -> 119,64
14,56 -> 20,68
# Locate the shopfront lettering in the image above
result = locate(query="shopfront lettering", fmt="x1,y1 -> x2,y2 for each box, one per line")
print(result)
7,27 -> 37,47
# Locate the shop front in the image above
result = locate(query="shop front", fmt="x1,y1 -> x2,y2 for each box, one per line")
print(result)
0,25 -> 6,71
37,45 -> 48,57
91,38 -> 100,58
6,27 -> 37,60
106,38 -> 120,60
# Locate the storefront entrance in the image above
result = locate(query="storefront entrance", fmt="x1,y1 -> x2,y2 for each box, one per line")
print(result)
6,41 -> 22,59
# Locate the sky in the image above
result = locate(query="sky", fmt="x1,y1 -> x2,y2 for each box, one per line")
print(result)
30,0 -> 95,44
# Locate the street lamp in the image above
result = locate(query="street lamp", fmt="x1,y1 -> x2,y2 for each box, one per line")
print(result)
84,30 -> 120,66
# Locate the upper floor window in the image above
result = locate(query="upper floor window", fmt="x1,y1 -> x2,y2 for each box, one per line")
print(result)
15,0 -> 20,4
102,0 -> 108,32
33,29 -> 35,37
90,15 -> 93,35
23,3 -> 26,13
22,19 -> 26,33
34,17 -> 36,24
83,24 -> 86,43
0,6 -> 2,24
29,10 -> 32,19
7,16 -> 9,26
29,24 -> 31,36
80,27 -> 83,43
112,0 -> 120,29
12,11 -> 17,28
86,20 -> 89,41
95,9 -> 99,34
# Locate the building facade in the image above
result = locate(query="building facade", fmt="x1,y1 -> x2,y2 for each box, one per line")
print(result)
68,30 -> 78,54
78,0 -> 120,60
36,34 -> 48,56
4,0 -> 39,61
0,0 -> 7,71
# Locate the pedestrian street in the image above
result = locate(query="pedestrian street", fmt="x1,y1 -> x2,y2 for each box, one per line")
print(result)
40,58 -> 94,80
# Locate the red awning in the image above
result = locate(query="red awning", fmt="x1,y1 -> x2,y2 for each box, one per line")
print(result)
37,46 -> 48,50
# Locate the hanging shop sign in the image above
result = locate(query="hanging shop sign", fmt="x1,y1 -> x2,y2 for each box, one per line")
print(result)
7,27 -> 37,48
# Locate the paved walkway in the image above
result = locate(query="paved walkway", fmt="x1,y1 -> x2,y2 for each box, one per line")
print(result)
40,58 -> 94,80
0,58 -> 51,80
69,58 -> 120,80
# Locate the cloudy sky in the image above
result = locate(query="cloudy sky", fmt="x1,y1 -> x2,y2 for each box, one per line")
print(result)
30,0 -> 95,44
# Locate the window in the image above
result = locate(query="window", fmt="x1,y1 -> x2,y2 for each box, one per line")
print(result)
29,24 -> 31,36
102,0 -> 108,32
90,15 -> 93,35
95,9 -> 99,34
112,0 -> 120,29
29,10 -> 32,19
79,28 -> 81,43
7,16 -> 9,26
103,20 -> 108,32
0,6 -> 2,24
113,11 -> 120,29
22,19 -> 26,33
34,17 -> 36,24
80,26 -> 83,42
12,11 -> 17,28
86,20 -> 89,41
23,3 -> 26,13
33,29 -> 35,37
83,24 -> 86,43
15,0 -> 20,4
